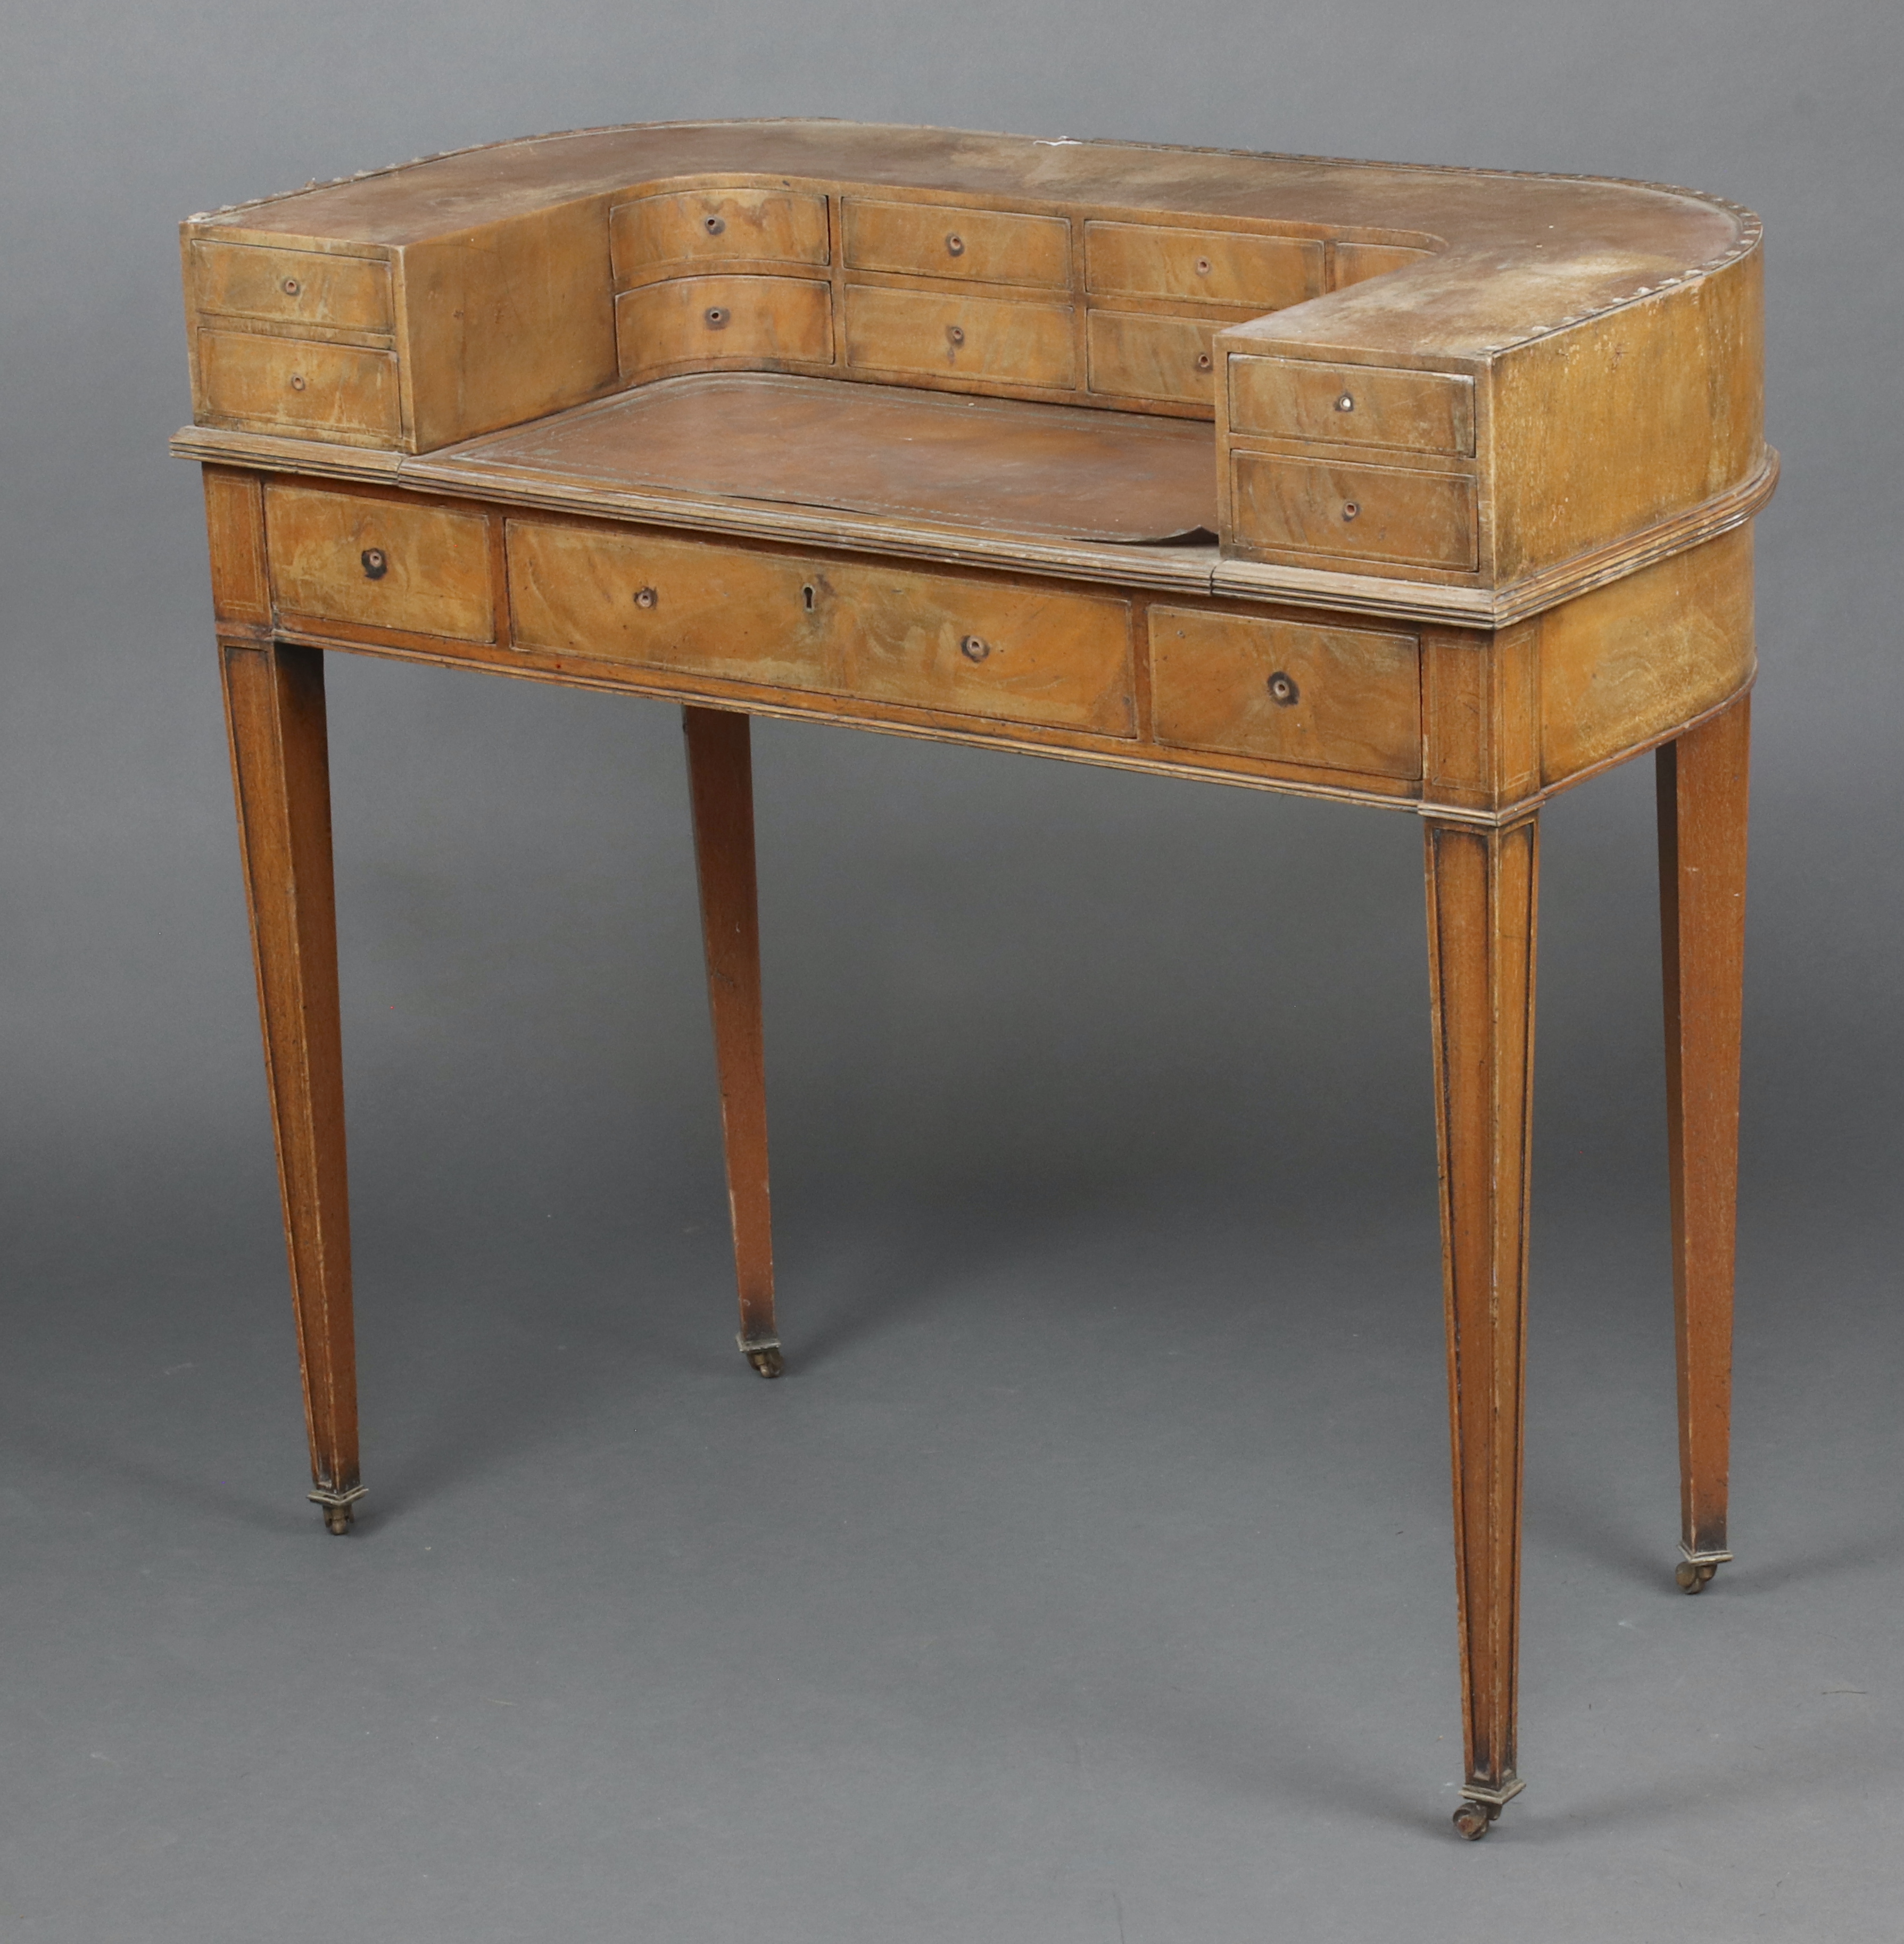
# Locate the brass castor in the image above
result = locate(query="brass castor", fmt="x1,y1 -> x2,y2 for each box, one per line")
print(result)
1675,1559 -> 1719,1594
322,1502 -> 354,1535
744,1344 -> 785,1379
1452,1799 -> 1500,1841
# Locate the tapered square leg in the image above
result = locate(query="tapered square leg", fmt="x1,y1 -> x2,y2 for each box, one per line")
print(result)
683,707 -> 782,1377
1658,695 -> 1750,1592
1425,815 -> 1538,1837
220,641 -> 363,1531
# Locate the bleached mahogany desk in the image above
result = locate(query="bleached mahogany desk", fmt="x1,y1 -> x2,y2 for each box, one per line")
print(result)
175,121 -> 1771,1838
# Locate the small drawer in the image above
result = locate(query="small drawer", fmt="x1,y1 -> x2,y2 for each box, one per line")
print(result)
507,520 -> 1132,735
616,276 -> 833,381
1229,356 -> 1475,456
264,485 -> 495,641
844,287 -> 1075,388
1085,222 -> 1321,310
1230,453 -> 1478,570
1149,608 -> 1420,778
192,241 -> 393,331
1087,311 -> 1220,404
197,329 -> 401,445
842,199 -> 1071,288
1333,242 -> 1434,289
610,189 -> 830,283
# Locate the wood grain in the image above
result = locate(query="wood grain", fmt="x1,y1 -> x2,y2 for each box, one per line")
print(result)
1083,221 -> 1320,309
1658,695 -> 1750,1565
1231,453 -> 1478,571
616,276 -> 833,381
1086,312 -> 1219,406
220,641 -> 362,1529
202,467 -> 270,626
1229,357 -> 1475,456
611,188 -> 830,283
198,329 -> 401,446
193,240 -> 393,331
843,198 -> 1071,287
843,286 -> 1077,389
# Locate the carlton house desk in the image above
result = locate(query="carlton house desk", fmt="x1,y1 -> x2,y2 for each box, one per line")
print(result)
173,122 -> 1771,1839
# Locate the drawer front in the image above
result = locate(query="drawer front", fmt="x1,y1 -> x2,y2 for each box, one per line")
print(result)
842,199 -> 1071,288
198,329 -> 401,444
1229,356 -> 1475,456
507,520 -> 1132,735
844,287 -> 1075,388
1085,222 -> 1321,310
610,189 -> 830,282
1230,454 -> 1478,570
265,485 -> 495,641
192,241 -> 393,331
1149,608 -> 1420,778
616,276 -> 833,380
1087,311 -> 1219,404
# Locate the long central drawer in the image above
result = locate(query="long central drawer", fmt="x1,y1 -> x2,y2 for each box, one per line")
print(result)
506,520 -> 1135,736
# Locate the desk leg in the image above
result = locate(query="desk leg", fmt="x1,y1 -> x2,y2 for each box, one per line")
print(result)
1659,695 -> 1750,1594
683,707 -> 782,1378
220,641 -> 363,1533
1425,815 -> 1537,1838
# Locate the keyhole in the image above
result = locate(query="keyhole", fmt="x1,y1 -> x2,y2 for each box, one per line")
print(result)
801,584 -> 816,612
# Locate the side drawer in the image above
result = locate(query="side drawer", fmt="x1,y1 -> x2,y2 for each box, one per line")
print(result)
1086,222 -> 1321,310
1149,608 -> 1420,778
842,199 -> 1071,288
197,329 -> 401,445
507,520 -> 1133,735
264,485 -> 495,641
191,240 -> 393,331
616,276 -> 833,380
610,189 -> 830,282
1230,454 -> 1478,570
1087,311 -> 1219,405
1229,356 -> 1475,456
843,287 -> 1076,388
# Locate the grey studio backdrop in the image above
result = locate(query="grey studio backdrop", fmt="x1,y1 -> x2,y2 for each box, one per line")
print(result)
3,2 -> 1900,1939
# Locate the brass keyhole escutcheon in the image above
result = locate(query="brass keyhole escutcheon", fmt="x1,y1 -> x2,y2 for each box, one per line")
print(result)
947,323 -> 966,347
360,547 -> 388,580
946,232 -> 965,256
1266,670 -> 1298,706
288,373 -> 307,391
960,635 -> 990,662
634,585 -> 658,609
281,277 -> 301,296
704,306 -> 730,329
1335,393 -> 1355,412
1341,501 -> 1361,521
703,214 -> 726,236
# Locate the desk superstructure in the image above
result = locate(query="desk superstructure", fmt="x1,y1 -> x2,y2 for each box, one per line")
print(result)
176,122 -> 1768,1839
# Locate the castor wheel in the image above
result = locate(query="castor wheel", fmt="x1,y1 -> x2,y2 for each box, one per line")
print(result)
1675,1559 -> 1719,1593
1452,1799 -> 1499,1841
744,1344 -> 785,1379
322,1503 -> 353,1535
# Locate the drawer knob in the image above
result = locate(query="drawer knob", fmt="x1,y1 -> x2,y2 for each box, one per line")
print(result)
704,306 -> 730,329
947,324 -> 966,347
281,276 -> 301,296
960,635 -> 990,662
703,214 -> 726,236
288,373 -> 307,392
1196,352 -> 1213,372
1336,393 -> 1355,412
1266,671 -> 1299,706
946,233 -> 965,257
634,585 -> 659,610
360,547 -> 388,581
1195,256 -> 1213,276
1340,501 -> 1361,522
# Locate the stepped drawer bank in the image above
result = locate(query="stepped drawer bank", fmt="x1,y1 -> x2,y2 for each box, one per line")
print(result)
175,120 -> 1771,1839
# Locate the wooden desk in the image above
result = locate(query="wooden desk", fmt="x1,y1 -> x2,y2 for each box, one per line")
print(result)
175,121 -> 1771,1839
